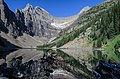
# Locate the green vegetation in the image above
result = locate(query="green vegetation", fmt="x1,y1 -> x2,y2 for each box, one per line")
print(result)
89,34 -> 120,64
88,1 -> 120,63
88,34 -> 120,64
105,35 -> 120,62
37,43 -> 56,48
88,50 -> 108,66
61,0 -> 115,36
89,1 -> 120,48
55,24 -> 89,47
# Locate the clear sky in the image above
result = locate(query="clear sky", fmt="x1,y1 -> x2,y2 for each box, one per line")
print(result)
4,0 -> 105,17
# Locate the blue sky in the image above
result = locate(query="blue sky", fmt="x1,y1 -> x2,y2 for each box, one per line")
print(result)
4,0 -> 105,17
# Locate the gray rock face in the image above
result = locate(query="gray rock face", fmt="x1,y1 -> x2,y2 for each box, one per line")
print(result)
20,4 -> 59,37
18,4 -> 80,38
0,19 -> 8,33
0,0 -> 27,38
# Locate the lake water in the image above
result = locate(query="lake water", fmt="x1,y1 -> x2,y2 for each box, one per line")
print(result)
0,48 -> 116,79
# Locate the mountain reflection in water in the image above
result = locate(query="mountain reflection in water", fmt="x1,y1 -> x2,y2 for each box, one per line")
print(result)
0,49 -> 92,79
0,48 -> 112,79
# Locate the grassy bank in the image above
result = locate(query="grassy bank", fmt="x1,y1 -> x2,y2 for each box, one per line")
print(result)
104,35 -> 120,62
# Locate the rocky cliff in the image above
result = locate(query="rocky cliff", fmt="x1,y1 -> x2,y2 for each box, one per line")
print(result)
0,0 -> 25,38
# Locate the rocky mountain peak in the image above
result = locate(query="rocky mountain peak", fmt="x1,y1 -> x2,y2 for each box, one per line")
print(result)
22,4 -> 49,14
16,8 -> 21,13
22,3 -> 33,11
35,6 -> 49,14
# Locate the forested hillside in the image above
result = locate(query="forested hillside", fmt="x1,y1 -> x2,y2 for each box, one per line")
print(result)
38,0 -> 120,48
91,1 -> 120,48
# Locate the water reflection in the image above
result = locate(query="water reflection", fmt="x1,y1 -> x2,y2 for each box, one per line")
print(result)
88,50 -> 108,67
115,49 -> 120,59
2,48 -> 118,79
88,49 -> 120,67
0,49 -> 95,79
0,49 -> 17,61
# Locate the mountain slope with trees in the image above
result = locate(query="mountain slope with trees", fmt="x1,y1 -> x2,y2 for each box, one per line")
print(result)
39,0 -> 120,49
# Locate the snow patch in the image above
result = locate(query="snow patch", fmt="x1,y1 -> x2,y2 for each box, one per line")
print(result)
51,22 -> 69,29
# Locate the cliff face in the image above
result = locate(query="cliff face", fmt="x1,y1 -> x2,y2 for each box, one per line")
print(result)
0,0 -> 26,38
20,4 -> 59,37
19,4 -> 80,37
